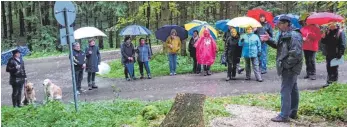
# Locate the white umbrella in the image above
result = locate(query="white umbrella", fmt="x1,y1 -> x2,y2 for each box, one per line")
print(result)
74,27 -> 107,39
96,62 -> 111,75
227,17 -> 262,28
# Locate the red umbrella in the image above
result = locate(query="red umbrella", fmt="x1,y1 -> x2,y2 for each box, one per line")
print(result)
247,8 -> 274,28
306,12 -> 344,25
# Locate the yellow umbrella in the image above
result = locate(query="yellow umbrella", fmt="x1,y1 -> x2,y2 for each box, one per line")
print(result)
227,16 -> 262,28
186,22 -> 218,40
184,20 -> 208,30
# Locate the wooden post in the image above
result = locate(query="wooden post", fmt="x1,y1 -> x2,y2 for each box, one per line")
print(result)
160,93 -> 206,127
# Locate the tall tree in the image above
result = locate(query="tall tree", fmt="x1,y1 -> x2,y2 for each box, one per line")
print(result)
44,1 -> 50,25
108,14 -> 114,48
161,2 -> 170,27
2,1 -> 8,38
19,2 -> 25,36
220,1 -> 224,19
8,1 -> 14,39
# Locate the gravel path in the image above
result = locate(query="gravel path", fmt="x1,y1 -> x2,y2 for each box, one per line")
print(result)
1,46 -> 347,106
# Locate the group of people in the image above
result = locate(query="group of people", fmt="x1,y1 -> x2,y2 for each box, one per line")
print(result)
71,39 -> 101,94
5,11 -> 346,124
120,36 -> 152,81
5,39 -> 102,107
184,14 -> 346,122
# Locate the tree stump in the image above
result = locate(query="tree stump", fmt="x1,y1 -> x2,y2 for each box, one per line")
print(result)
160,93 -> 206,127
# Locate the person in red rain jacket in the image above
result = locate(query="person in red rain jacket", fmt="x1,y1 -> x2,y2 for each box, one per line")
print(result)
300,22 -> 321,80
194,28 -> 218,76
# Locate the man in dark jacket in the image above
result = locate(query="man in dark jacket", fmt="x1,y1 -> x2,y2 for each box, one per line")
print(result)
71,43 -> 86,94
85,39 -> 101,90
261,16 -> 303,122
255,14 -> 273,74
321,23 -> 346,87
6,49 -> 27,107
121,36 -> 136,81
225,28 -> 243,81
188,30 -> 201,74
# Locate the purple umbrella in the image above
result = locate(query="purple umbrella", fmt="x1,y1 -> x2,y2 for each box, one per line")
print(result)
155,25 -> 188,42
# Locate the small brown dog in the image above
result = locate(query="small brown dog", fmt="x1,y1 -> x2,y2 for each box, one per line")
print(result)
22,82 -> 36,105
43,79 -> 62,102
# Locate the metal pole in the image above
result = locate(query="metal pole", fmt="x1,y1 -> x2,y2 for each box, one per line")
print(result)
64,7 -> 78,112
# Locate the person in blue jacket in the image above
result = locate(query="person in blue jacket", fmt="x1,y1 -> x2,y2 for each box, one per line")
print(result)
254,14 -> 273,74
136,38 -> 152,79
239,26 -> 263,82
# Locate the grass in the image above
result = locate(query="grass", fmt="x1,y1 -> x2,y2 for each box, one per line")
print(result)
2,83 -> 346,127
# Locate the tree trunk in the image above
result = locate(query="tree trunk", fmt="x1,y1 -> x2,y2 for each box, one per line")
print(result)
51,1 -> 57,26
44,1 -> 50,25
220,1 -> 224,19
8,1 -> 14,39
156,12 -> 159,44
26,3 -> 33,51
38,2 -> 43,26
161,2 -> 170,26
230,1 -> 238,18
115,16 -> 121,48
161,2 -> 170,51
108,14 -> 114,48
19,5 -> 25,36
2,1 -> 8,38
159,93 -> 206,127
146,1 -> 152,54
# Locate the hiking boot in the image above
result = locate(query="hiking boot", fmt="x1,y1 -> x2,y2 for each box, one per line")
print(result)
92,82 -> 98,89
310,75 -> 316,80
245,77 -> 251,80
170,73 -> 174,76
238,68 -> 244,74
140,75 -> 144,79
261,71 -> 267,74
257,79 -> 263,82
88,83 -> 93,90
174,73 -> 177,75
271,115 -> 290,122
231,77 -> 237,80
323,84 -> 330,88
289,113 -> 298,119
204,71 -> 207,76
226,77 -> 231,81
304,75 -> 310,79
148,75 -> 152,79
207,71 -> 212,75
126,78 -> 131,81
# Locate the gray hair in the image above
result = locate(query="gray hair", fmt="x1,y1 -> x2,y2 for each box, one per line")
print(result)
73,42 -> 80,47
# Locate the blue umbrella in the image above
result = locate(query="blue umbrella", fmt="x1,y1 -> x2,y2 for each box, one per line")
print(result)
215,19 -> 245,34
155,25 -> 188,42
215,20 -> 230,32
119,25 -> 152,36
273,14 -> 302,29
1,45 -> 31,65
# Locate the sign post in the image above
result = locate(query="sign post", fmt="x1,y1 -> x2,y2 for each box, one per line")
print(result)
54,1 -> 78,112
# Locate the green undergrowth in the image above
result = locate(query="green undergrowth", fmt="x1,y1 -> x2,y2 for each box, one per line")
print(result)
2,83 -> 346,127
